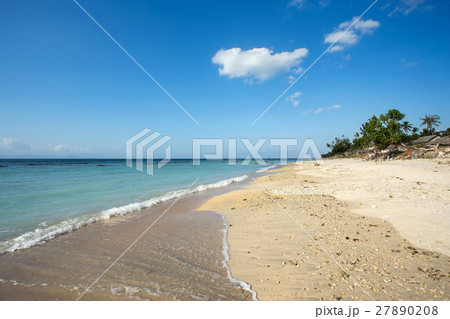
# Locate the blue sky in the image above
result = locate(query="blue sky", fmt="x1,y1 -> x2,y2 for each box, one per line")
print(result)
0,0 -> 449,158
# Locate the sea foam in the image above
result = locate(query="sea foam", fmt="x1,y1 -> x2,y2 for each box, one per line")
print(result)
256,164 -> 278,173
0,174 -> 249,254
214,211 -> 258,301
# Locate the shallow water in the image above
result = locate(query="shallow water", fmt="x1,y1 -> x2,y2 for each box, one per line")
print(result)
0,159 -> 277,253
0,159 -> 283,300
0,191 -> 257,300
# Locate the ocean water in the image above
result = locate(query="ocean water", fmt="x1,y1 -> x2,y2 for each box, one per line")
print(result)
0,159 -> 278,253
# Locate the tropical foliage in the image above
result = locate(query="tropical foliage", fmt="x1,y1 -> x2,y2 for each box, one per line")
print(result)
420,114 -> 441,134
352,109 -> 405,149
326,136 -> 352,155
327,110 -> 445,155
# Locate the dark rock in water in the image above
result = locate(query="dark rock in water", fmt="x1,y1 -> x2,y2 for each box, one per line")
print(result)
0,165 -> 7,168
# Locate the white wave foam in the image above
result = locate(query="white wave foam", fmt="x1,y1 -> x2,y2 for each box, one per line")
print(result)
256,164 -> 278,173
0,174 -> 249,254
214,211 -> 258,301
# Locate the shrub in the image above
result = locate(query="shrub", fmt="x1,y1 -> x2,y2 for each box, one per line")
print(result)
326,136 -> 352,155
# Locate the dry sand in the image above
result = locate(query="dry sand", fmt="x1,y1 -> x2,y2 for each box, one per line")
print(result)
197,158 -> 450,301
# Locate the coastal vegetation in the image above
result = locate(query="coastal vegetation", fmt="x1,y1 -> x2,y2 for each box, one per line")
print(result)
327,109 -> 445,156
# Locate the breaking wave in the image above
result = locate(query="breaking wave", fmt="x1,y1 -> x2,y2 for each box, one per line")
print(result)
0,174 -> 249,254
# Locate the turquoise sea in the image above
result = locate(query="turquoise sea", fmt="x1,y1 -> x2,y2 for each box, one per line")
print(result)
0,159 -> 279,253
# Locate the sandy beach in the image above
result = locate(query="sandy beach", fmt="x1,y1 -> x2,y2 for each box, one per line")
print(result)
198,158 -> 450,300
0,158 -> 448,301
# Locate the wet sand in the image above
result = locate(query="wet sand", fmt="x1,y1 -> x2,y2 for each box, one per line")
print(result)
0,183 -> 255,300
198,159 -> 450,300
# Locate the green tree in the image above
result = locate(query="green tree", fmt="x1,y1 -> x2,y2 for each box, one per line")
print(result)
420,115 -> 441,134
400,121 -> 412,134
352,109 -> 405,149
327,136 -> 352,155
441,128 -> 450,136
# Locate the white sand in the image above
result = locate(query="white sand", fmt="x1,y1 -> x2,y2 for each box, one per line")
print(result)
271,159 -> 450,256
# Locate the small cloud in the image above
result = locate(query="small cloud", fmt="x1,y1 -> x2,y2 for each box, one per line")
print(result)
0,137 -> 19,149
288,0 -> 307,9
294,66 -> 303,74
287,75 -> 296,83
301,109 -> 312,115
286,91 -> 302,107
388,0 -> 434,16
343,54 -> 352,61
289,0 -> 330,10
315,108 -> 324,114
54,144 -> 69,151
324,17 -> 380,52
0,137 -> 90,156
401,59 -> 419,68
329,104 -> 341,110
301,104 -> 341,115
327,104 -> 342,110
0,137 -> 30,151
212,47 -> 308,82
319,0 -> 330,8
329,45 -> 344,53
381,2 -> 392,10
405,62 -> 419,68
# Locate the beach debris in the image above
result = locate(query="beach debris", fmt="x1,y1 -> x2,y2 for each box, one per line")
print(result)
417,267 -> 447,281
329,136 -> 450,161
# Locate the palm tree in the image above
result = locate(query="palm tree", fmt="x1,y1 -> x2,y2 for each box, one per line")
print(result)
420,115 -> 441,134
412,127 -> 419,134
401,121 -> 412,134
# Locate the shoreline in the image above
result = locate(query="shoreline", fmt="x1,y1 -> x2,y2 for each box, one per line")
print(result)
0,172 -> 260,300
197,159 -> 450,300
213,210 -> 259,300
0,171 -> 254,254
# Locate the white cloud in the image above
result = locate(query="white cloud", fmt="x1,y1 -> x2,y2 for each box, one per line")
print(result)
301,109 -> 312,115
381,3 -> 392,11
324,17 -> 380,52
401,59 -> 419,68
288,0 -> 307,9
319,0 -> 330,8
287,75 -> 296,83
389,0 -> 433,16
286,91 -> 302,107
327,104 -> 341,110
315,108 -> 324,114
288,0 -> 330,9
0,137 -> 19,149
54,144 -> 69,151
212,47 -> 308,82
52,144 -> 90,153
0,137 -> 90,156
0,137 -> 30,151
329,45 -> 344,52
300,104 -> 341,115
